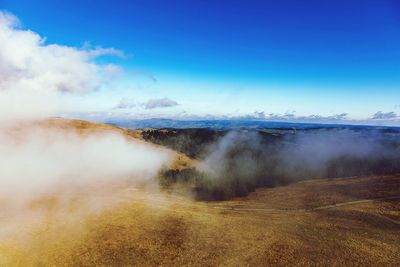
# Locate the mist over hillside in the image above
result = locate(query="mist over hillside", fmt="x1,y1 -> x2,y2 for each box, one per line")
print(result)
140,126 -> 400,200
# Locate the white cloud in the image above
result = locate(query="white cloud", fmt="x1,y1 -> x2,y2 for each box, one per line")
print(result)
0,11 -> 122,123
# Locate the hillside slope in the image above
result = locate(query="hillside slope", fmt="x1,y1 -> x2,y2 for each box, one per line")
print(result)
40,118 -> 195,170
0,119 -> 398,266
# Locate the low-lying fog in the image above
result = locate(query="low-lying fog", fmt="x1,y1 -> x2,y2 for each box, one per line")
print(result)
157,128 -> 400,200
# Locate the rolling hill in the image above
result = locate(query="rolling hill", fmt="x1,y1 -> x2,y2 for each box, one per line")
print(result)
0,119 -> 398,266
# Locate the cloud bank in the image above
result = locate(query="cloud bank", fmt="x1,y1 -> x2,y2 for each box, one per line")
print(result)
246,111 -> 349,123
229,111 -> 400,126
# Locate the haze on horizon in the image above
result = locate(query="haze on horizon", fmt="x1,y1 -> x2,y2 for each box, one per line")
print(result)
1,0 -> 400,126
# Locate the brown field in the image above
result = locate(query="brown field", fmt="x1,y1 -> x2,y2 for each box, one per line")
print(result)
0,119 -> 399,266
0,174 -> 398,266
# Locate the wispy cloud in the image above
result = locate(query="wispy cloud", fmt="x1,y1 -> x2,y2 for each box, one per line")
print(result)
370,111 -> 398,120
305,113 -> 348,121
113,97 -> 137,109
82,41 -> 125,58
144,98 -> 179,109
113,97 -> 179,110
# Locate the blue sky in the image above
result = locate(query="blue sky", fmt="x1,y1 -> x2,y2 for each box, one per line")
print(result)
2,0 -> 400,124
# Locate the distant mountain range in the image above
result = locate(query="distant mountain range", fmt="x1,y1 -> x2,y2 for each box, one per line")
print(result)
105,118 -> 400,131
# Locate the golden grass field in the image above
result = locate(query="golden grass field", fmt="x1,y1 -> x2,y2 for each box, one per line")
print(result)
1,175 -> 399,266
0,119 -> 399,266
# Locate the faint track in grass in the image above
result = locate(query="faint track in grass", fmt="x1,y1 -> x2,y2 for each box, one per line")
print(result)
204,195 -> 400,214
